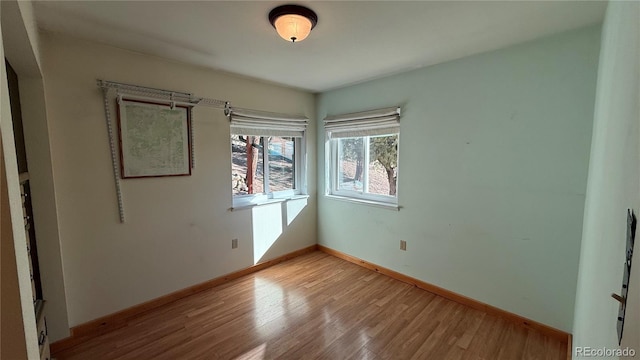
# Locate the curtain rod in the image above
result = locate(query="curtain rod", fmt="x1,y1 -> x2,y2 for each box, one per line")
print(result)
97,79 -> 228,109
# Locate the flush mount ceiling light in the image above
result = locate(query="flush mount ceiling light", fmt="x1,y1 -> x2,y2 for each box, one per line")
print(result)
268,4 -> 318,43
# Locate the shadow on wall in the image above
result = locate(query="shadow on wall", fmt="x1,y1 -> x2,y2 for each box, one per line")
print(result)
251,198 -> 307,264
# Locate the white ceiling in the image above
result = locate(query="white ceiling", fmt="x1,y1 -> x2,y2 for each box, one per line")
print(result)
33,1 -> 606,93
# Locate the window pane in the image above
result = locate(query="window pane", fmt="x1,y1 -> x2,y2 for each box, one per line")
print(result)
368,134 -> 398,196
338,137 -> 364,192
231,135 -> 264,195
268,136 -> 295,192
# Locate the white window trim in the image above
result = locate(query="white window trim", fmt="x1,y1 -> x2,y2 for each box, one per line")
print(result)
232,135 -> 306,208
324,106 -> 401,208
325,194 -> 400,211
230,194 -> 310,212
326,133 -> 399,207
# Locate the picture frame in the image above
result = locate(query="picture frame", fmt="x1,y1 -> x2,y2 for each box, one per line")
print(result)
117,98 -> 192,178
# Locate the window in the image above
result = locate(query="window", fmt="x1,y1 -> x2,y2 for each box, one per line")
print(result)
229,107 -> 307,207
231,135 -> 297,195
325,107 -> 400,205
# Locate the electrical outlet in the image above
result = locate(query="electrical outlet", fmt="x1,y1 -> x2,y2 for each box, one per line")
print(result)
400,240 -> 407,251
232,238 -> 238,249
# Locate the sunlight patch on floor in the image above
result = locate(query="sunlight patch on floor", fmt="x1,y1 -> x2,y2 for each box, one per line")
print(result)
233,342 -> 267,360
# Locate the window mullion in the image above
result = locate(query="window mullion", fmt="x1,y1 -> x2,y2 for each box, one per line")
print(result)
334,140 -> 340,193
293,138 -> 298,191
299,136 -> 305,194
363,137 -> 370,194
263,137 -> 270,195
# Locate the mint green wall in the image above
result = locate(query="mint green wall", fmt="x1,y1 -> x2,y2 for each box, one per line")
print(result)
573,2 -> 640,357
317,26 -> 601,332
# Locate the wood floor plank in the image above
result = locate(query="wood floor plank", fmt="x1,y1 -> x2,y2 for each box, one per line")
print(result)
54,251 -> 566,360
407,302 -> 468,360
461,314 -> 510,360
349,346 -> 382,360
522,329 -> 547,360
496,323 -> 529,360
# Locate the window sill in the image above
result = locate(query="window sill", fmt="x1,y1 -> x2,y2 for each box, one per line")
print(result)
324,194 -> 400,211
230,195 -> 310,212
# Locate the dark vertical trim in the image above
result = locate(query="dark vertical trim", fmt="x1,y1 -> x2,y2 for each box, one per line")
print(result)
22,181 -> 43,300
5,60 -> 28,173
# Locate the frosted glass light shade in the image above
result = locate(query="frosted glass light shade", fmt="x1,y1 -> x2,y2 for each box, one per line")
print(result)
268,5 -> 318,43
274,14 -> 312,42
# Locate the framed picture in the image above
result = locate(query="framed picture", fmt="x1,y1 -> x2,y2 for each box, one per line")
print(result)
117,98 -> 192,178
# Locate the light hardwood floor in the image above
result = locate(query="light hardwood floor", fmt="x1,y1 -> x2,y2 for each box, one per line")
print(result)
55,251 -> 567,360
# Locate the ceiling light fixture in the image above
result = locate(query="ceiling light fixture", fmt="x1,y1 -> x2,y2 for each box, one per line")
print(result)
268,4 -> 318,43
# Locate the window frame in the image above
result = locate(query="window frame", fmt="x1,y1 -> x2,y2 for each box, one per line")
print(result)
232,134 -> 306,208
328,133 -> 399,205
